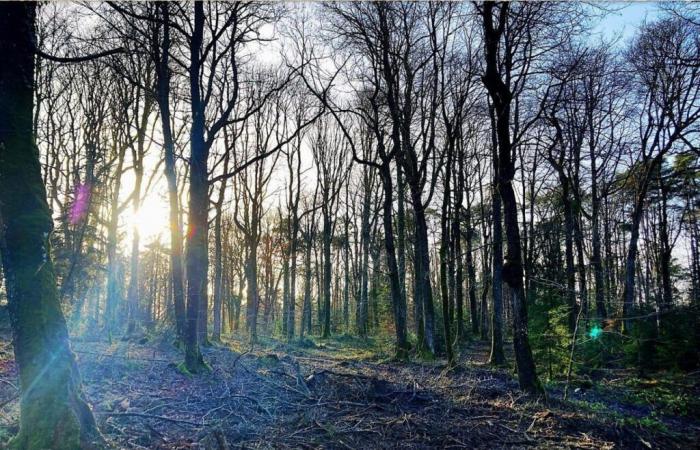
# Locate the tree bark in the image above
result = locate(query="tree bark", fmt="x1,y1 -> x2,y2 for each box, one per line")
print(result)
0,4 -> 102,447
104,141 -> 126,341
465,189 -> 478,340
184,1 -> 207,372
439,160 -> 455,365
321,201 -> 333,338
379,164 -> 410,359
212,143 -> 231,342
288,216 -> 299,339
481,1 -> 540,393
343,203 -> 350,333
125,84 -> 152,336
489,165 -> 505,365
561,172 -> 577,332
589,143 -> 607,321
155,1 -> 186,343
245,226 -> 260,343
358,176 -> 371,338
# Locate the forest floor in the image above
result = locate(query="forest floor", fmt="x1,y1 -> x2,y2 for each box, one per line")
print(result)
0,331 -> 699,449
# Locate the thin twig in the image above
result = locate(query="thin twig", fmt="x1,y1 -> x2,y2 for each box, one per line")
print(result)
99,411 -> 203,427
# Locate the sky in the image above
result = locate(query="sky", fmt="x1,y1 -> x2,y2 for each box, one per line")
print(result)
592,1 -> 660,43
118,1 -> 667,249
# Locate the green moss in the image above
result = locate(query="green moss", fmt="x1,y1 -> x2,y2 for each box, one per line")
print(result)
394,347 -> 410,362
617,377 -> 700,418
176,361 -> 194,377
259,354 -> 281,367
7,356 -> 86,450
178,359 -> 211,376
416,347 -> 435,361
294,337 -> 318,349
615,415 -> 669,433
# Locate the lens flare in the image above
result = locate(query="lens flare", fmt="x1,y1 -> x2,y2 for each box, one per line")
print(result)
589,326 -> 603,340
69,183 -> 90,225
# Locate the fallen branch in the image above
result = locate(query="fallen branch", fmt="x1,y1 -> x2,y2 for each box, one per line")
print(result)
231,343 -> 254,368
74,349 -> 170,363
99,411 -> 203,427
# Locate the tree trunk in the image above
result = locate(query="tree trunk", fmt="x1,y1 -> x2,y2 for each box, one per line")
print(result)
465,196 -> 478,339
125,88 -> 152,336
155,1 -> 186,342
287,215 -> 299,340
0,4 -> 102,447
245,236 -> 260,343
561,175 -> 577,332
658,178 -> 673,317
322,204 -> 332,338
380,165 -> 410,359
490,177 -> 505,365
397,164 -> 408,311
409,184 -> 436,356
478,174 -> 490,338
440,163 -> 455,365
212,206 -> 224,342
358,171 -> 372,337
184,1 -> 207,372
623,182 -> 653,333
301,237 -> 313,338
590,151 -> 607,321
211,146 -> 231,342
574,214 -> 589,322
343,203 -> 350,333
282,242 -> 290,337
104,141 -> 126,341
481,2 -> 540,393
454,208 -> 465,343
489,105 -> 505,365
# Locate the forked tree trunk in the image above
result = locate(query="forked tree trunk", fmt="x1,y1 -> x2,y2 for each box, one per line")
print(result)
481,1 -> 540,393
409,184 -> 437,356
0,4 -> 102,448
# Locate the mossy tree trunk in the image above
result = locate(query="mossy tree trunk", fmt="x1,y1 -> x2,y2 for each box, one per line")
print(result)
0,3 -> 101,448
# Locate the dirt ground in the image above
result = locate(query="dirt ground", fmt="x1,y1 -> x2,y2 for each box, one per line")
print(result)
0,334 -> 698,449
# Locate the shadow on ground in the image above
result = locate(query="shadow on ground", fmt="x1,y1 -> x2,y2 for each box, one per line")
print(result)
0,333 -> 698,449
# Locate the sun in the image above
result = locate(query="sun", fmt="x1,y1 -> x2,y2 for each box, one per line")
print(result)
123,194 -> 171,245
